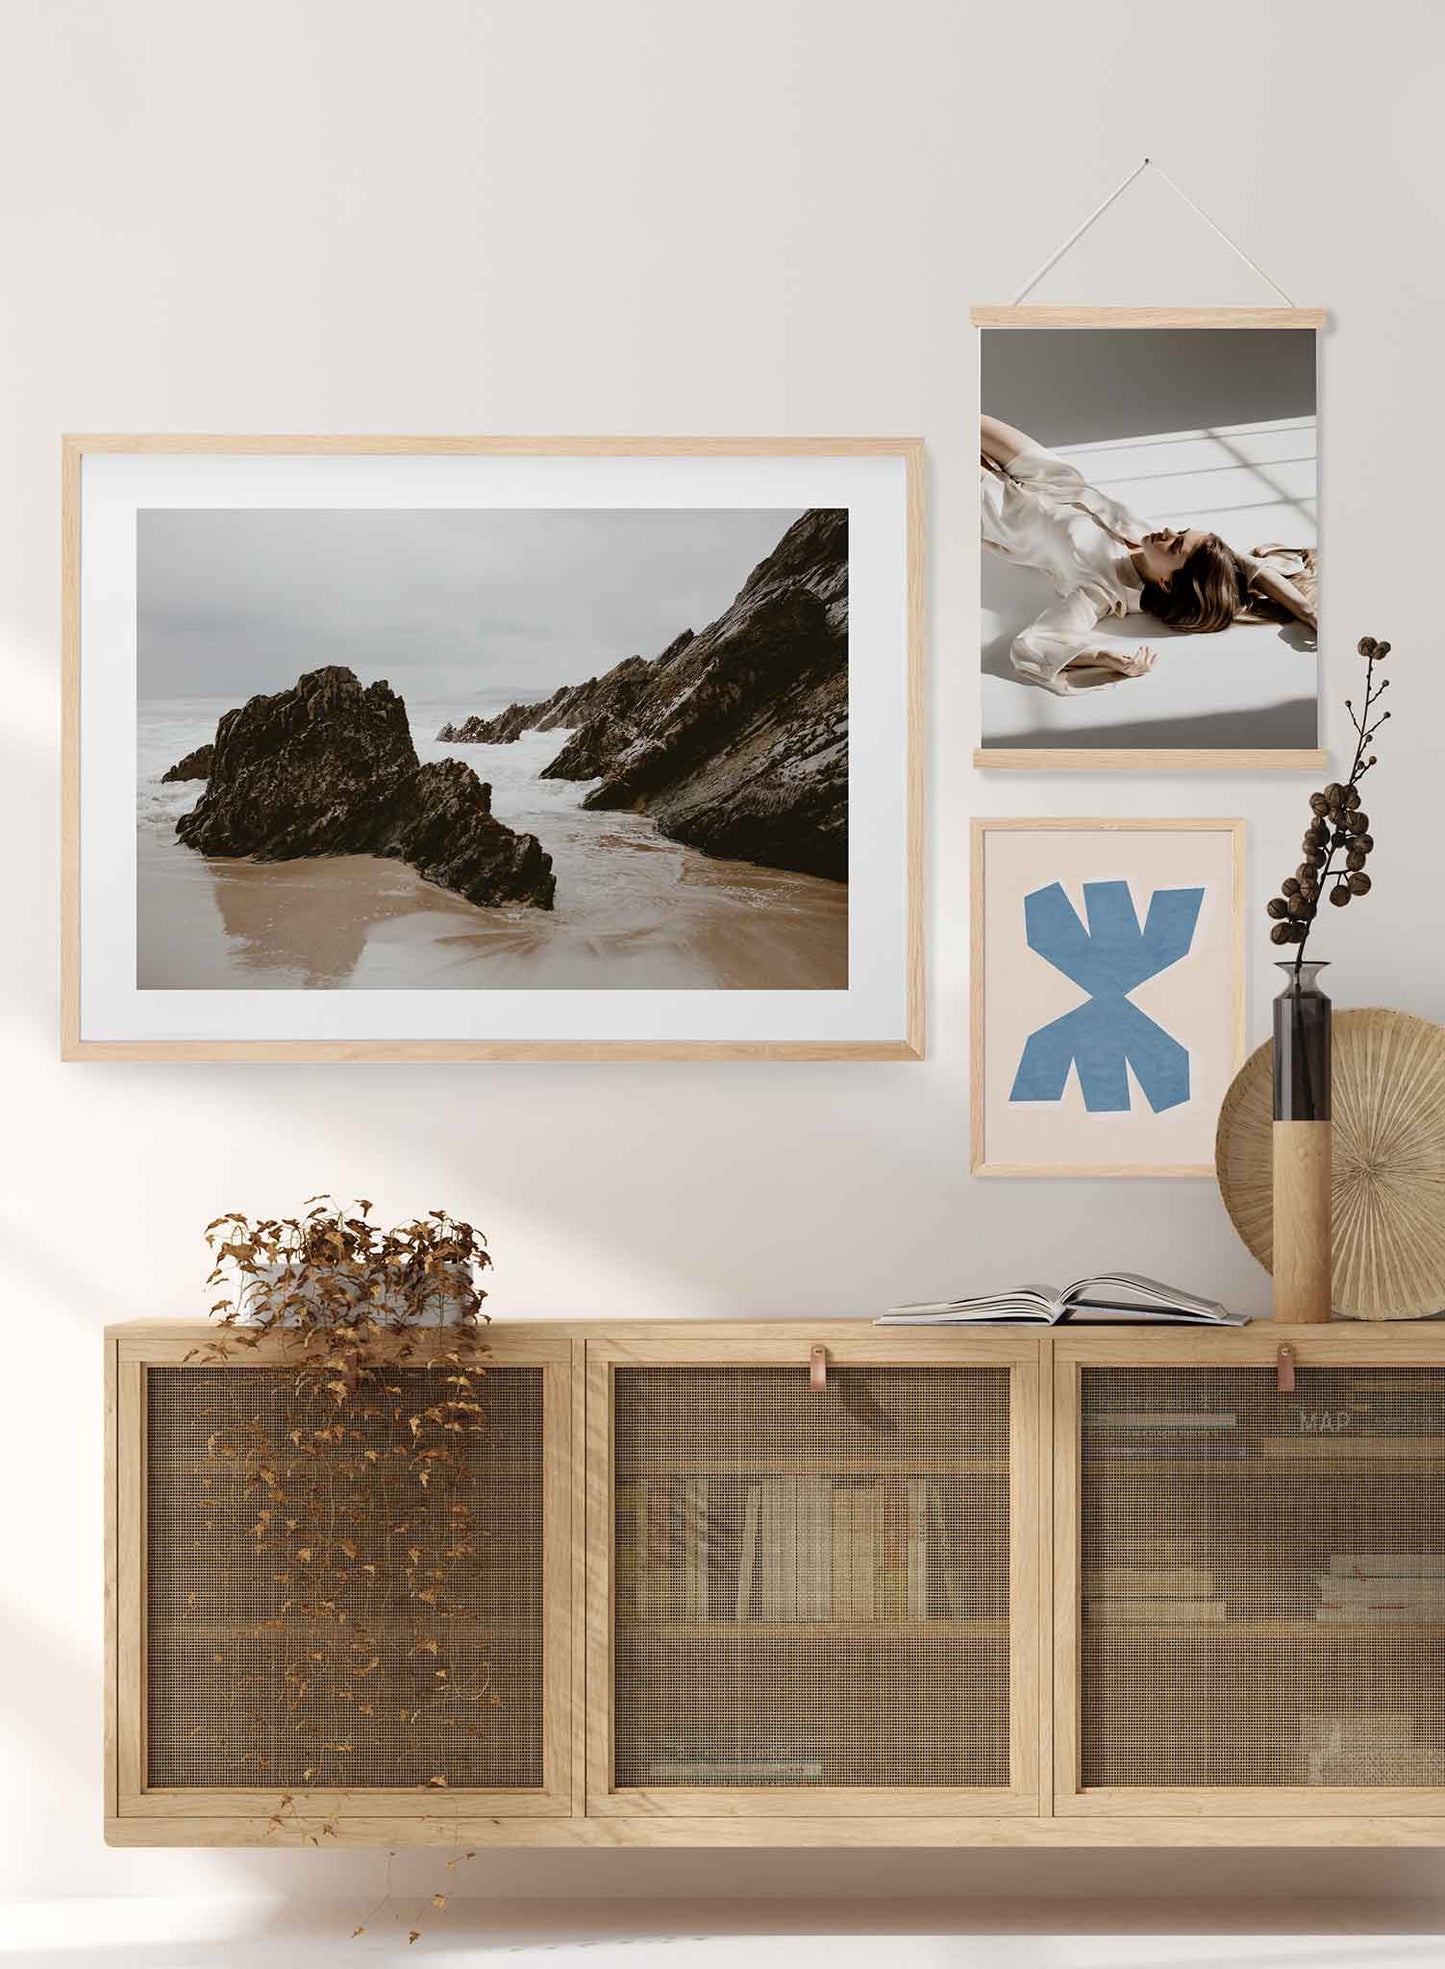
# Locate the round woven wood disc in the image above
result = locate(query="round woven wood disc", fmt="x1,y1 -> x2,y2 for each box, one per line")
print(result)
1215,1008 -> 1445,1320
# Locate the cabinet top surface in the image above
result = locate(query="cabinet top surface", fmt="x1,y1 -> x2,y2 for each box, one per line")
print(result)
107,1317 -> 1445,1354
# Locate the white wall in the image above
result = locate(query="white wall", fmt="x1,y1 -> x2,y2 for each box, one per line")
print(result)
3,0 -> 1445,1936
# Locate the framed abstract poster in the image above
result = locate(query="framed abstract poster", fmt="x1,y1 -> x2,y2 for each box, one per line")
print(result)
973,305 -> 1326,771
971,818 -> 1246,1176
61,436 -> 923,1061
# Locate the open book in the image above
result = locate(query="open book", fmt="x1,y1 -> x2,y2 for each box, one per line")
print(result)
878,1272 -> 1249,1327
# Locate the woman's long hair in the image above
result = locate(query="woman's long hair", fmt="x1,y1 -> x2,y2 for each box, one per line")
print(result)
1140,534 -> 1248,634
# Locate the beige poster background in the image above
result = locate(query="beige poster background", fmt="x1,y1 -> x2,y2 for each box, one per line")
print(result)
979,823 -> 1242,1172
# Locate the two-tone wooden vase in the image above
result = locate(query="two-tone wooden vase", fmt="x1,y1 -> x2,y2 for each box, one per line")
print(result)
1271,960 -> 1333,1321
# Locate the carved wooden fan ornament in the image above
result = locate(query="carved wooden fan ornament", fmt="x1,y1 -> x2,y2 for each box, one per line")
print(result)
1216,1008 -> 1445,1320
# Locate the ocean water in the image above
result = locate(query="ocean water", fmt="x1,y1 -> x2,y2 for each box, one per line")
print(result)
135,695 -> 848,991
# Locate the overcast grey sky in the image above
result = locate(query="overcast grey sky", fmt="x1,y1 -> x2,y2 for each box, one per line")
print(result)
137,506 -> 803,704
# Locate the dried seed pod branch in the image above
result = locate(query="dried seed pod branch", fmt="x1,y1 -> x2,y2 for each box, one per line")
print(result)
1266,635 -> 1394,973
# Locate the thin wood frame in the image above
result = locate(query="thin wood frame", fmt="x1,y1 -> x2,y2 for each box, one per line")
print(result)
971,308 -> 1327,330
970,816 -> 1247,1178
974,749 -> 1327,774
971,305 -> 1326,773
62,435 -> 925,1063
583,1326 -> 1045,1819
106,1323 -> 574,1843
98,1811 -> 1445,1848
1052,1324 -> 1445,1822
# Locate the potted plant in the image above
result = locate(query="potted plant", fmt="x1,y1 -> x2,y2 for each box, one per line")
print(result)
184,1200 -> 497,1826
207,1196 -> 490,1331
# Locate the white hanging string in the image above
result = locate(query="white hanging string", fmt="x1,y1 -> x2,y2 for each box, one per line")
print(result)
1010,156 -> 1297,307
1010,157 -> 1151,305
1146,160 -> 1297,305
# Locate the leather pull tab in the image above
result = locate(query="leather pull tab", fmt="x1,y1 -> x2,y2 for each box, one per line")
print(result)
1277,1344 -> 1296,1394
809,1345 -> 828,1392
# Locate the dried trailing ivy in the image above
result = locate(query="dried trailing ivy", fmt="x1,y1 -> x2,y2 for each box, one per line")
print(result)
182,1200 -> 496,1812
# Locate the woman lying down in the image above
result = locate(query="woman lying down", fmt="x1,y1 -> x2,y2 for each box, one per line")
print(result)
981,413 -> 1316,695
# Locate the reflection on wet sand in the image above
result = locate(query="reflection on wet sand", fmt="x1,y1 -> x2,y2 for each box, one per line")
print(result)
137,843 -> 457,988
137,822 -> 849,993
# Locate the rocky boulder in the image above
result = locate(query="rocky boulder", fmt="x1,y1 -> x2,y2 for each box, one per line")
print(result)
558,511 -> 848,881
370,759 -> 556,909
176,666 -> 554,909
539,713 -> 628,783
177,666 -> 417,859
438,695 -> 564,745
431,508 -> 849,882
161,742 -> 214,782
438,651 -> 667,746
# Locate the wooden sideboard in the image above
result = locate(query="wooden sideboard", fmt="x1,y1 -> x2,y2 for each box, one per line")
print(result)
107,1319 -> 1445,1846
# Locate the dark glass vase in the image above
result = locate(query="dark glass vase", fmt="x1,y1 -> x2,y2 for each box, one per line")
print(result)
1273,960 -> 1332,1122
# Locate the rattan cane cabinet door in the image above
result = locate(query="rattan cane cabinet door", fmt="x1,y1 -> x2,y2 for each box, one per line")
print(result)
588,1331 -> 1042,1817
1057,1329 -> 1445,1819
108,1328 -> 572,1841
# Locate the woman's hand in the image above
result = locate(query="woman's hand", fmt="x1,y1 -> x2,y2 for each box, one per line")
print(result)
1251,563 -> 1315,632
1089,644 -> 1157,677
1061,645 -> 1156,686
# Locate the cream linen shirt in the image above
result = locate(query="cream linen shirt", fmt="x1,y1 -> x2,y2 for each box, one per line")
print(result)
982,441 -> 1310,695
981,442 -> 1149,695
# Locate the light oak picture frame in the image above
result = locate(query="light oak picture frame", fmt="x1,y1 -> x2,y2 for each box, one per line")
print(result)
62,435 -> 925,1062
973,305 -> 1327,773
970,816 -> 1247,1177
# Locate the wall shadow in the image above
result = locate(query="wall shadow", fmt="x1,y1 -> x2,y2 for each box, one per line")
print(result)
979,697 -> 1318,752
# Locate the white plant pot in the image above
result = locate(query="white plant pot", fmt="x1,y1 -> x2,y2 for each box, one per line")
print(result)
234,1260 -> 477,1328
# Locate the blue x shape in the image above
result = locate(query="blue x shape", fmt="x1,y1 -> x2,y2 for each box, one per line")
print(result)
1008,879 -> 1204,1115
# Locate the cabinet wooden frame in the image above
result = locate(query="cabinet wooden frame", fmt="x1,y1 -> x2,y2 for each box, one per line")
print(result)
105,1322 -> 575,1845
1052,1323 -> 1445,1825
583,1325 -> 1046,1819
109,1319 -> 1445,1848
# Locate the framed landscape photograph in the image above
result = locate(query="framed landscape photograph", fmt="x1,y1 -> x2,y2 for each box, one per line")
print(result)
971,817 -> 1246,1176
62,436 -> 923,1061
974,306 -> 1326,770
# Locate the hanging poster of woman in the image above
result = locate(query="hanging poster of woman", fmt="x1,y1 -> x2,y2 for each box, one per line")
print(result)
974,307 -> 1325,769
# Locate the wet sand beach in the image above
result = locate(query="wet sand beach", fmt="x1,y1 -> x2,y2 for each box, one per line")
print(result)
136,708 -> 848,992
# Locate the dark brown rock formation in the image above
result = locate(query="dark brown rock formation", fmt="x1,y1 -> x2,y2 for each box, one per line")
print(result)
176,666 -> 554,909
177,667 -> 416,859
368,758 -> 555,911
437,651 -> 663,745
161,742 -> 215,782
437,513 -> 847,881
540,713 -> 628,782
438,696 -> 562,745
